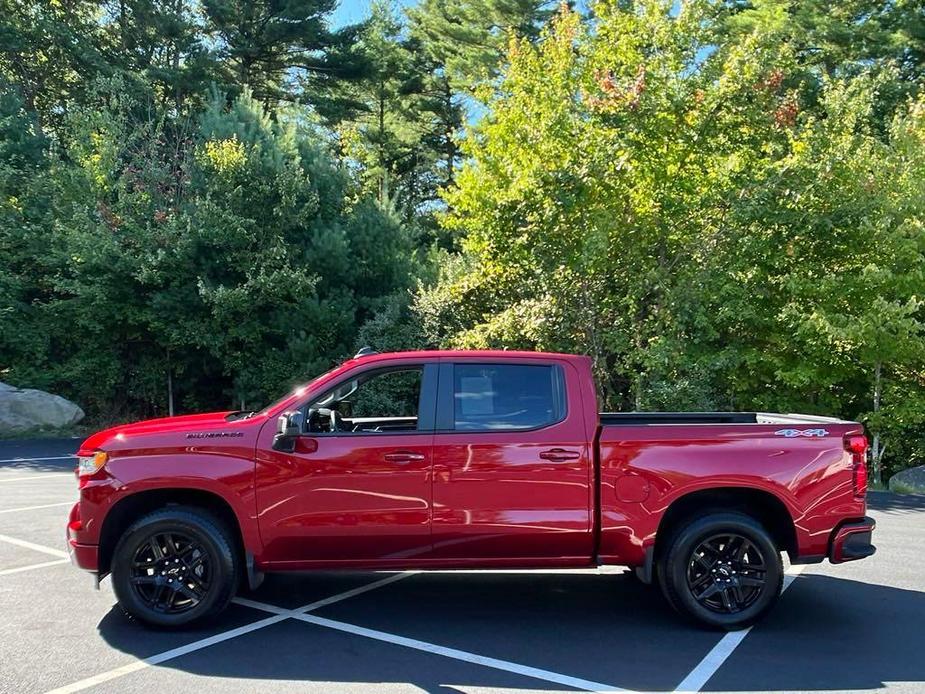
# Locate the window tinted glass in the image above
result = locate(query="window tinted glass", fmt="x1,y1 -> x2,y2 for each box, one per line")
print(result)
352,369 -> 422,419
453,364 -> 565,431
308,367 -> 423,434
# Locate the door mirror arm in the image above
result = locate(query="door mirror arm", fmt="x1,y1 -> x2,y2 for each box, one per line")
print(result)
272,410 -> 304,452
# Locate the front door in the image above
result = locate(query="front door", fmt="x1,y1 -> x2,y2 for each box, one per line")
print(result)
430,358 -> 594,563
255,362 -> 437,564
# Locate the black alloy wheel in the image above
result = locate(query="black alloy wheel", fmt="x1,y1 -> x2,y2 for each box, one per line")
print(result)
129,531 -> 212,615
657,511 -> 783,630
111,507 -> 239,627
686,533 -> 767,614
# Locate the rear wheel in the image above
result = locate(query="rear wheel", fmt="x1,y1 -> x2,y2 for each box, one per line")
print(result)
111,507 -> 239,627
657,512 -> 783,630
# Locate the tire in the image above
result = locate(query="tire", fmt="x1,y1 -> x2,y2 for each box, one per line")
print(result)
111,506 -> 239,628
657,512 -> 783,630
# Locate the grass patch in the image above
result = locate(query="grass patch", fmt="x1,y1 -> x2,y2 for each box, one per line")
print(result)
888,479 -> 924,495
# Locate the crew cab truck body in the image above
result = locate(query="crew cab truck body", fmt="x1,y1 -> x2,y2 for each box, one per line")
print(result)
68,350 -> 876,629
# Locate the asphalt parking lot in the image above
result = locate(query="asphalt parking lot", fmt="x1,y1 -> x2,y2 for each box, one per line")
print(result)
0,438 -> 923,694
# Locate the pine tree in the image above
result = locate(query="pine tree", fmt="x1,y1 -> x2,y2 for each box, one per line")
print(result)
202,0 -> 365,107
320,2 -> 464,232
101,0 -> 216,113
407,0 -> 554,94
0,0 -> 106,140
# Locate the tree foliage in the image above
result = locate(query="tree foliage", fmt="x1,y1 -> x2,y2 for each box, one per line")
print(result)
1,80 -> 410,416
419,1 -> 925,479
0,0 -> 923,482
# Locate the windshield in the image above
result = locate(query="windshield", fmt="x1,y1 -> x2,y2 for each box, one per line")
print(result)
256,363 -> 345,416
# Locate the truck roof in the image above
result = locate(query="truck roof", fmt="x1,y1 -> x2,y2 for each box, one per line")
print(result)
346,349 -> 585,363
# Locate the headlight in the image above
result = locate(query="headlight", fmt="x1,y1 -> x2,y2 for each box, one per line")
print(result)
77,451 -> 108,477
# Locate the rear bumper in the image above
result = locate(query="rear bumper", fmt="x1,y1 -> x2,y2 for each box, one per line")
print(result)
829,516 -> 876,563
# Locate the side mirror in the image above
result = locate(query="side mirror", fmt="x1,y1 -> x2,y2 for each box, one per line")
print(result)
272,410 -> 304,452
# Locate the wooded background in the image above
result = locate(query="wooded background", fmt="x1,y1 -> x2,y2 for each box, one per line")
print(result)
1,0 -> 923,483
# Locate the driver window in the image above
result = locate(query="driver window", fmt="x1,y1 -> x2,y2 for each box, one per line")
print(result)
307,367 -> 423,434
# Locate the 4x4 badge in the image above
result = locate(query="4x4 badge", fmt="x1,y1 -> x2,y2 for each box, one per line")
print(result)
774,428 -> 829,438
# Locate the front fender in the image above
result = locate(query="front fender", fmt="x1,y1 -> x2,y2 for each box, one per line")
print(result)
75,449 -> 261,560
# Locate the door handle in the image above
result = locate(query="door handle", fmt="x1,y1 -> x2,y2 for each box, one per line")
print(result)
383,451 -> 426,464
539,448 -> 581,462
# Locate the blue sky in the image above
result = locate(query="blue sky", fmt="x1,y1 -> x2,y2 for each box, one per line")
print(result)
330,0 -> 419,28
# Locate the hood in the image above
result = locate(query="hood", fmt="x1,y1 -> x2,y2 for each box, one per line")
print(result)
78,410 -> 263,453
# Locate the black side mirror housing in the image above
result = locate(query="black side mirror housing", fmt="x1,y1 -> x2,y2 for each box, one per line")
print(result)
272,410 -> 304,452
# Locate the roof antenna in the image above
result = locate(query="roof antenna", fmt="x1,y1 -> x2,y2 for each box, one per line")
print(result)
354,346 -> 378,359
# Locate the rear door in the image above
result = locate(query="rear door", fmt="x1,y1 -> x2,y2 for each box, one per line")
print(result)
430,357 -> 594,562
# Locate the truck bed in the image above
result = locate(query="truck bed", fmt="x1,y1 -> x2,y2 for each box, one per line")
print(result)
599,411 -> 852,425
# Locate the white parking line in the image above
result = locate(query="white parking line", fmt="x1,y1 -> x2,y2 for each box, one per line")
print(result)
0,533 -> 69,558
43,571 -> 417,694
0,559 -> 69,576
0,455 -> 75,463
672,565 -> 807,693
0,473 -> 72,483
236,590 -> 630,692
0,501 -> 73,515
37,559 -> 808,694
297,612 -> 628,692
45,614 -> 292,694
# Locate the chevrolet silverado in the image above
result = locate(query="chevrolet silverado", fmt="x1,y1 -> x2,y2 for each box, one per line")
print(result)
68,349 -> 876,629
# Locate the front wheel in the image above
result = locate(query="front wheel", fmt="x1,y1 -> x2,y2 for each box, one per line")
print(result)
657,512 -> 783,630
111,507 -> 239,627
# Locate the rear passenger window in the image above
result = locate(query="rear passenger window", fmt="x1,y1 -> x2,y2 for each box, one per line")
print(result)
453,364 -> 566,431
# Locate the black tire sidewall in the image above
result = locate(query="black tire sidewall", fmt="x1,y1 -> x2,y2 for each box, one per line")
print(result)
660,512 -> 784,630
111,508 -> 237,628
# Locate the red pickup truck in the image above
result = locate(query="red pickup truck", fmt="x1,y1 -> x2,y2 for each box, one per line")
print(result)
68,349 -> 875,629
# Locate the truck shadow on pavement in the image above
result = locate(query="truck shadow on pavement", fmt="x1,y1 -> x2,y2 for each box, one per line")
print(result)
96,570 -> 925,693
701,572 -> 925,692
868,490 -> 925,513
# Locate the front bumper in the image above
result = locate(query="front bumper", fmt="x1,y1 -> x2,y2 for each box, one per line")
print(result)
829,516 -> 876,563
66,502 -> 99,572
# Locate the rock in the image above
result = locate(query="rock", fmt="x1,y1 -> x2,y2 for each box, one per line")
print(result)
888,465 -> 925,495
0,383 -> 85,433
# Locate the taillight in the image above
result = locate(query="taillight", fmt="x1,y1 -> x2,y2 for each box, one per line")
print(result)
845,435 -> 868,498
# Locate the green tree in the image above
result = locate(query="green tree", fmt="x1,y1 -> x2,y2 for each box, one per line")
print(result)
1,80 -> 412,417
724,0 -> 925,122
203,0 -> 364,107
0,82 -> 55,387
100,0 -> 217,113
334,2 -> 422,206
0,0 -> 106,140
316,2 -> 463,240
407,0 -> 553,94
419,1 -> 925,477
705,80 -> 925,483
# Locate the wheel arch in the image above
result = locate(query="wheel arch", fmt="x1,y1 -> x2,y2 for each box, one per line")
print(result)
97,488 -> 247,579
655,486 -> 798,561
